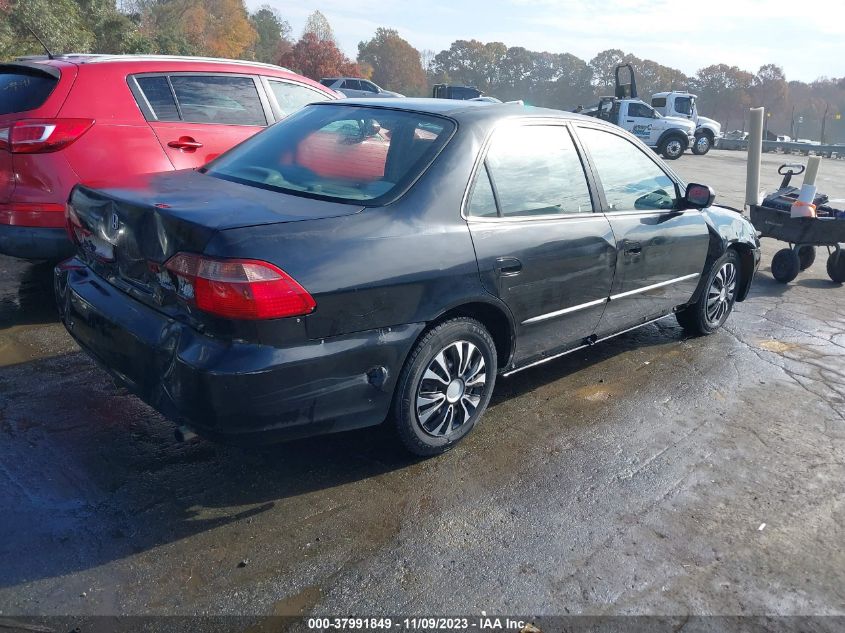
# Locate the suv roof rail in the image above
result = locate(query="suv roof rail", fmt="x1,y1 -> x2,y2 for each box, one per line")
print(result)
15,53 -> 294,73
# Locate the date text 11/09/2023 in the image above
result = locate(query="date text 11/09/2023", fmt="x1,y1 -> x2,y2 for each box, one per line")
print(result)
306,617 -> 536,631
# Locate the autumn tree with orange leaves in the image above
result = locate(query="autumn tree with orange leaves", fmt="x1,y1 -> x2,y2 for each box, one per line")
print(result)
279,32 -> 363,81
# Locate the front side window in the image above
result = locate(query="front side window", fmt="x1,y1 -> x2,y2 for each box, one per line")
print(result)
169,75 -> 265,126
268,80 -> 329,118
578,126 -> 678,212
481,124 -> 593,217
207,104 -> 454,204
361,81 -> 378,93
675,97 -> 692,116
628,102 -> 656,118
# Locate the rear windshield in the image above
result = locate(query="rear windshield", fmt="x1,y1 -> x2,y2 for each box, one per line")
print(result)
319,79 -> 337,87
206,104 -> 455,205
0,69 -> 58,115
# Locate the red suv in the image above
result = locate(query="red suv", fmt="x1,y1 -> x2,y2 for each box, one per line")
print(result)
0,54 -> 338,261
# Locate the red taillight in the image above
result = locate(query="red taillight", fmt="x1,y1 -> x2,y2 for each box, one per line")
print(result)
164,253 -> 316,320
0,202 -> 67,227
0,119 -> 94,154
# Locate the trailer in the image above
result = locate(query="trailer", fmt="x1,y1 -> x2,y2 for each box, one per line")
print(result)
749,163 -> 845,283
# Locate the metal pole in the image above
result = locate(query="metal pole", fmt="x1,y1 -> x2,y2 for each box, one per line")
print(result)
821,103 -> 829,145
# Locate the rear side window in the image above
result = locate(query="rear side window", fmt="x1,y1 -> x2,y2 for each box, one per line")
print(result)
132,74 -> 266,126
267,80 -> 328,118
482,125 -> 593,217
0,69 -> 58,115
135,76 -> 179,121
651,97 -> 667,108
341,79 -> 361,90
206,104 -> 455,205
170,76 -> 265,125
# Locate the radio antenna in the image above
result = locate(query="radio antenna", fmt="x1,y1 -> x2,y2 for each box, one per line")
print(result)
25,25 -> 54,59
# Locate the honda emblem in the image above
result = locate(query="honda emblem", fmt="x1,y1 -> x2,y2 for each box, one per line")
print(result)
110,213 -> 120,232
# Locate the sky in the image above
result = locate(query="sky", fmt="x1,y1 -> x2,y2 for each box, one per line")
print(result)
247,0 -> 845,82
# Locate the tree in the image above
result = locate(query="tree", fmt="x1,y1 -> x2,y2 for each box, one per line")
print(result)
141,0 -> 257,58
249,4 -> 291,64
691,64 -> 754,129
0,0 -> 93,57
588,49 -> 626,93
432,39 -> 508,92
357,28 -> 427,96
279,32 -> 361,80
302,9 -> 334,43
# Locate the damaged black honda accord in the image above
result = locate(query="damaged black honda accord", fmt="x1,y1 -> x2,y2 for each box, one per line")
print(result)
56,99 -> 760,456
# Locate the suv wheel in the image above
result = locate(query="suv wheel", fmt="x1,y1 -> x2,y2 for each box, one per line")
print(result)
692,133 -> 712,155
676,250 -> 740,335
659,136 -> 686,160
393,318 -> 497,456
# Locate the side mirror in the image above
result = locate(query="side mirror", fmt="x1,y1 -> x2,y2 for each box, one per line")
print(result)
685,183 -> 715,209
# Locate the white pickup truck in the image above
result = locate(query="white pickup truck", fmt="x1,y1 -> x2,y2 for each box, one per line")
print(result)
584,97 -> 696,160
651,92 -> 721,155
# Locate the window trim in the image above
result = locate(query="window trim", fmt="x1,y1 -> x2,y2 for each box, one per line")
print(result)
260,75 -> 333,122
127,71 -> 273,127
573,121 -> 685,216
461,118 -> 603,223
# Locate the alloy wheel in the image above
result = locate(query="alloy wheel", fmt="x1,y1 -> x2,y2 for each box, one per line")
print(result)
706,262 -> 737,326
416,340 -> 486,438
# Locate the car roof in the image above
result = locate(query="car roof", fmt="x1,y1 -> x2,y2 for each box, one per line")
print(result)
319,97 -> 591,123
14,53 -> 295,72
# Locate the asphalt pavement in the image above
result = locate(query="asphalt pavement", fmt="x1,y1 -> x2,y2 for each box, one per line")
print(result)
0,150 -> 843,622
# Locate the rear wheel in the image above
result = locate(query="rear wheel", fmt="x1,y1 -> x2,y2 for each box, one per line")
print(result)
771,248 -> 800,283
658,135 -> 686,160
393,318 -> 497,456
827,251 -> 845,283
797,245 -> 816,271
676,250 -> 740,335
692,133 -> 712,155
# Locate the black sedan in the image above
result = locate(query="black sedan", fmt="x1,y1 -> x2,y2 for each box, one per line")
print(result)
55,99 -> 760,455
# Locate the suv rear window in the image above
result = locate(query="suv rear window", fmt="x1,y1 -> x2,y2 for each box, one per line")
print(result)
0,68 -> 58,115
206,104 -> 455,205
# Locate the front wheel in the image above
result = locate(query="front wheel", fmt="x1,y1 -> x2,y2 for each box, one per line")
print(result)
659,136 -> 686,160
393,318 -> 497,456
676,250 -> 740,335
771,248 -> 800,283
692,133 -> 712,155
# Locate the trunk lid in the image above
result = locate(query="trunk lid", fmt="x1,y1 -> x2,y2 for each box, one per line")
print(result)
1,61 -> 77,202
69,169 -> 363,313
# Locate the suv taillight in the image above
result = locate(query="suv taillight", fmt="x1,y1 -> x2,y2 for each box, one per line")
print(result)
164,253 -> 316,320
0,119 -> 94,154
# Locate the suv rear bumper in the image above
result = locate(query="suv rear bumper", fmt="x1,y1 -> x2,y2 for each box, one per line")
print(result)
55,259 -> 423,444
0,225 -> 75,260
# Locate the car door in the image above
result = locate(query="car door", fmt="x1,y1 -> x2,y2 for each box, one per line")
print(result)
130,73 -> 271,169
263,77 -> 331,120
340,79 -> 364,97
575,124 -> 710,337
624,102 -> 661,146
466,122 -> 616,365
359,80 -> 380,96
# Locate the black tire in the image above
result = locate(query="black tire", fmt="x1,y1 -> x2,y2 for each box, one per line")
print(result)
676,250 -> 740,335
393,318 -> 497,456
771,248 -> 800,283
658,135 -> 686,160
827,251 -> 845,283
692,133 -> 712,155
797,245 -> 816,271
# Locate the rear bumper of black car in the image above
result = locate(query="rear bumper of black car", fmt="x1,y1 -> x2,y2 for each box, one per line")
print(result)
0,225 -> 75,260
55,259 -> 424,444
